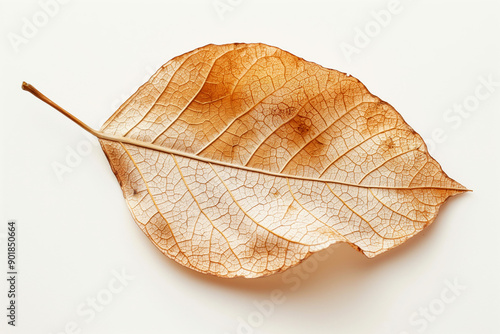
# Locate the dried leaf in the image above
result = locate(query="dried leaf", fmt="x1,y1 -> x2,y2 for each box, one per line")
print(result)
23,43 -> 468,278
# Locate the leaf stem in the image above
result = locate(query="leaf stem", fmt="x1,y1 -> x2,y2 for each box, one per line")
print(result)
21,82 -> 102,138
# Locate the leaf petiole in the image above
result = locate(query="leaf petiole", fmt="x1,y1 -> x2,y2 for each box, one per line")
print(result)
21,82 -> 102,139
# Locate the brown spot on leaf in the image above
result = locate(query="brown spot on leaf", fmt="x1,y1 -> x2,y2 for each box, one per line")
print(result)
294,115 -> 312,137
284,203 -> 297,217
272,103 -> 295,118
309,140 -> 327,156
384,137 -> 395,150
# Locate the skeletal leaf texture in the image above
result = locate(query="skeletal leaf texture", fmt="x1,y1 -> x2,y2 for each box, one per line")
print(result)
66,43 -> 469,277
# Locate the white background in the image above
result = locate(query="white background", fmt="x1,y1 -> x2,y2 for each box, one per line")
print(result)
1,0 -> 499,333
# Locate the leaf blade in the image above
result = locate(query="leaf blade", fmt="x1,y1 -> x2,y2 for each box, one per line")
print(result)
99,43 -> 467,278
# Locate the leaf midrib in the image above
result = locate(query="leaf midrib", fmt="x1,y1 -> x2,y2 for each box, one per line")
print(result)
97,131 -> 467,192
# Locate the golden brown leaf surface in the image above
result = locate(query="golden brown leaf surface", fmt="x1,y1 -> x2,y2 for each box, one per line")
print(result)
99,43 -> 467,278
